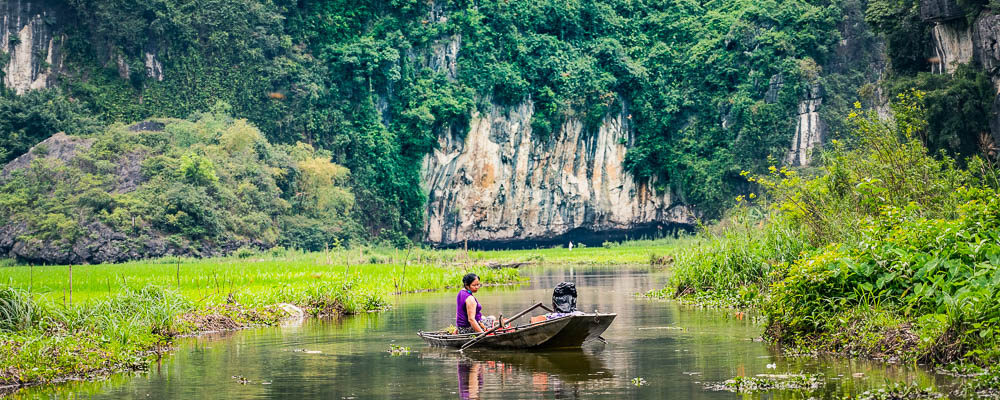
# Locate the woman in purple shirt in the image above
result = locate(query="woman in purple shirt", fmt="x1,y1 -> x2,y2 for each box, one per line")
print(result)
456,273 -> 490,334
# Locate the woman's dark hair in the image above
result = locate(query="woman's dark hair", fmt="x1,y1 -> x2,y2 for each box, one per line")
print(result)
462,273 -> 479,288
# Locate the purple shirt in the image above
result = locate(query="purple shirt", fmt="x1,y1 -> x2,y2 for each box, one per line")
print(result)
456,290 -> 482,327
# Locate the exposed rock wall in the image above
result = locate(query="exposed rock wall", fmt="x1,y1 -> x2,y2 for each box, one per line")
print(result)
785,84 -> 824,166
1,0 -> 63,93
784,0 -> 886,166
931,22 -> 974,74
921,0 -> 965,22
973,12 -> 1000,145
973,12 -> 1000,80
1,0 -> 166,93
919,0 -> 975,75
421,100 -> 694,245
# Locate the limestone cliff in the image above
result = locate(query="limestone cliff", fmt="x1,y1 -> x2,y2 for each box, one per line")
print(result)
922,0 -> 1000,143
784,0 -> 886,166
931,23 -> 974,74
1,0 -> 165,93
921,0 -> 975,75
973,12 -> 1000,81
421,100 -> 694,245
1,0 -> 64,93
785,84 -> 824,166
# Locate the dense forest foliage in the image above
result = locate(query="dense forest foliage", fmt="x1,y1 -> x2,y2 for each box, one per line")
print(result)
1,0 -> 995,248
0,0 -> 863,244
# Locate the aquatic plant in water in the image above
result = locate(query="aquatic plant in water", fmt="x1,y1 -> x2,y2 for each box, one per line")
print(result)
388,344 -> 410,356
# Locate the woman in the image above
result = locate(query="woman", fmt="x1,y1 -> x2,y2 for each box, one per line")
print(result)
456,273 -> 493,334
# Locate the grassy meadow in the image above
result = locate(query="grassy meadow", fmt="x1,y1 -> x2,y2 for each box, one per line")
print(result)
0,240 -> 682,307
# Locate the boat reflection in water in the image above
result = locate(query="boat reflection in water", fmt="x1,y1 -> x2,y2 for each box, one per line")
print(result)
430,347 -> 613,399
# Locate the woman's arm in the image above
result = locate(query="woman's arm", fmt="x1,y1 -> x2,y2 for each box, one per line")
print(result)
466,296 -> 483,333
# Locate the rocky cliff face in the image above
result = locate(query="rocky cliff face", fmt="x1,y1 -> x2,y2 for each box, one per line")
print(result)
921,0 -> 1000,144
1,0 -> 64,93
921,0 -> 976,75
784,0 -> 886,166
973,12 -> 1000,80
785,84 -> 825,166
972,12 -> 1000,145
421,100 -> 694,245
1,0 -> 166,93
931,23 -> 974,74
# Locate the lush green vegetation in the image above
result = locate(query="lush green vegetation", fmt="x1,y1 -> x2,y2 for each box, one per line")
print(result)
0,0 -> 992,246
659,92 -> 1000,366
0,246 -> 523,387
0,88 -> 101,163
864,0 -> 997,159
0,0 -> 874,243
0,108 -> 360,262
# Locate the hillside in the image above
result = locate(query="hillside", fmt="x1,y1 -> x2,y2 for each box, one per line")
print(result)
0,108 -> 356,263
0,0 -> 998,260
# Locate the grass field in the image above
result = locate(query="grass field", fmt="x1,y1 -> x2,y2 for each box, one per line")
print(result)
0,238 -> 686,307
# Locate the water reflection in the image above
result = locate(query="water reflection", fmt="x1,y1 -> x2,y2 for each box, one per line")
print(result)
441,348 -> 613,399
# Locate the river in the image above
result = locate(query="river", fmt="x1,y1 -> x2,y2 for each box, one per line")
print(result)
13,266 -> 951,399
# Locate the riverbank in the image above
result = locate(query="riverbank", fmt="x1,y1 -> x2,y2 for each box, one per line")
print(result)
652,93 -> 1000,387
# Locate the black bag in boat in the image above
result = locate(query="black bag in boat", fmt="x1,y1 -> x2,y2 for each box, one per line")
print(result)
552,282 -> 578,313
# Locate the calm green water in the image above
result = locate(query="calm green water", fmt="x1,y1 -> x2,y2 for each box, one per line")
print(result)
14,266 -> 951,399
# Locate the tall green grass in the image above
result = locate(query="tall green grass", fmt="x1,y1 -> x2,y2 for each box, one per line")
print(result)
467,237 -> 690,265
0,286 -> 36,332
667,216 -> 808,300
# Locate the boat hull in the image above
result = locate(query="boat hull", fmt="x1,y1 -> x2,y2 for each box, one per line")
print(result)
418,313 -> 616,349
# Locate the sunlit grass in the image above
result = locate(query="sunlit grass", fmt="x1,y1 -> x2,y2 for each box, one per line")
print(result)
0,248 -> 523,307
0,239 -> 690,307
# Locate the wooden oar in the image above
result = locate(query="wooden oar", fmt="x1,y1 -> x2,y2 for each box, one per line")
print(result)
460,301 -> 545,351
458,313 -> 502,351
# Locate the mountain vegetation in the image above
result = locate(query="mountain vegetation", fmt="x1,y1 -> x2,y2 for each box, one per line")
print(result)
1,107 -> 357,262
1,0 -> 869,252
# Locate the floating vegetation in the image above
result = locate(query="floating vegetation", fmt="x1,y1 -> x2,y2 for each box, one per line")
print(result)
388,344 -> 410,356
636,326 -> 684,331
854,382 -> 943,400
631,377 -> 647,386
706,373 -> 823,393
952,365 -> 1000,399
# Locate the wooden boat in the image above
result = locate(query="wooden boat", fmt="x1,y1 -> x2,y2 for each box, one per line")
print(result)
418,313 -> 616,349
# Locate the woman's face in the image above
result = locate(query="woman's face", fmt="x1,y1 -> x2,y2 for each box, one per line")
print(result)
467,278 -> 481,293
